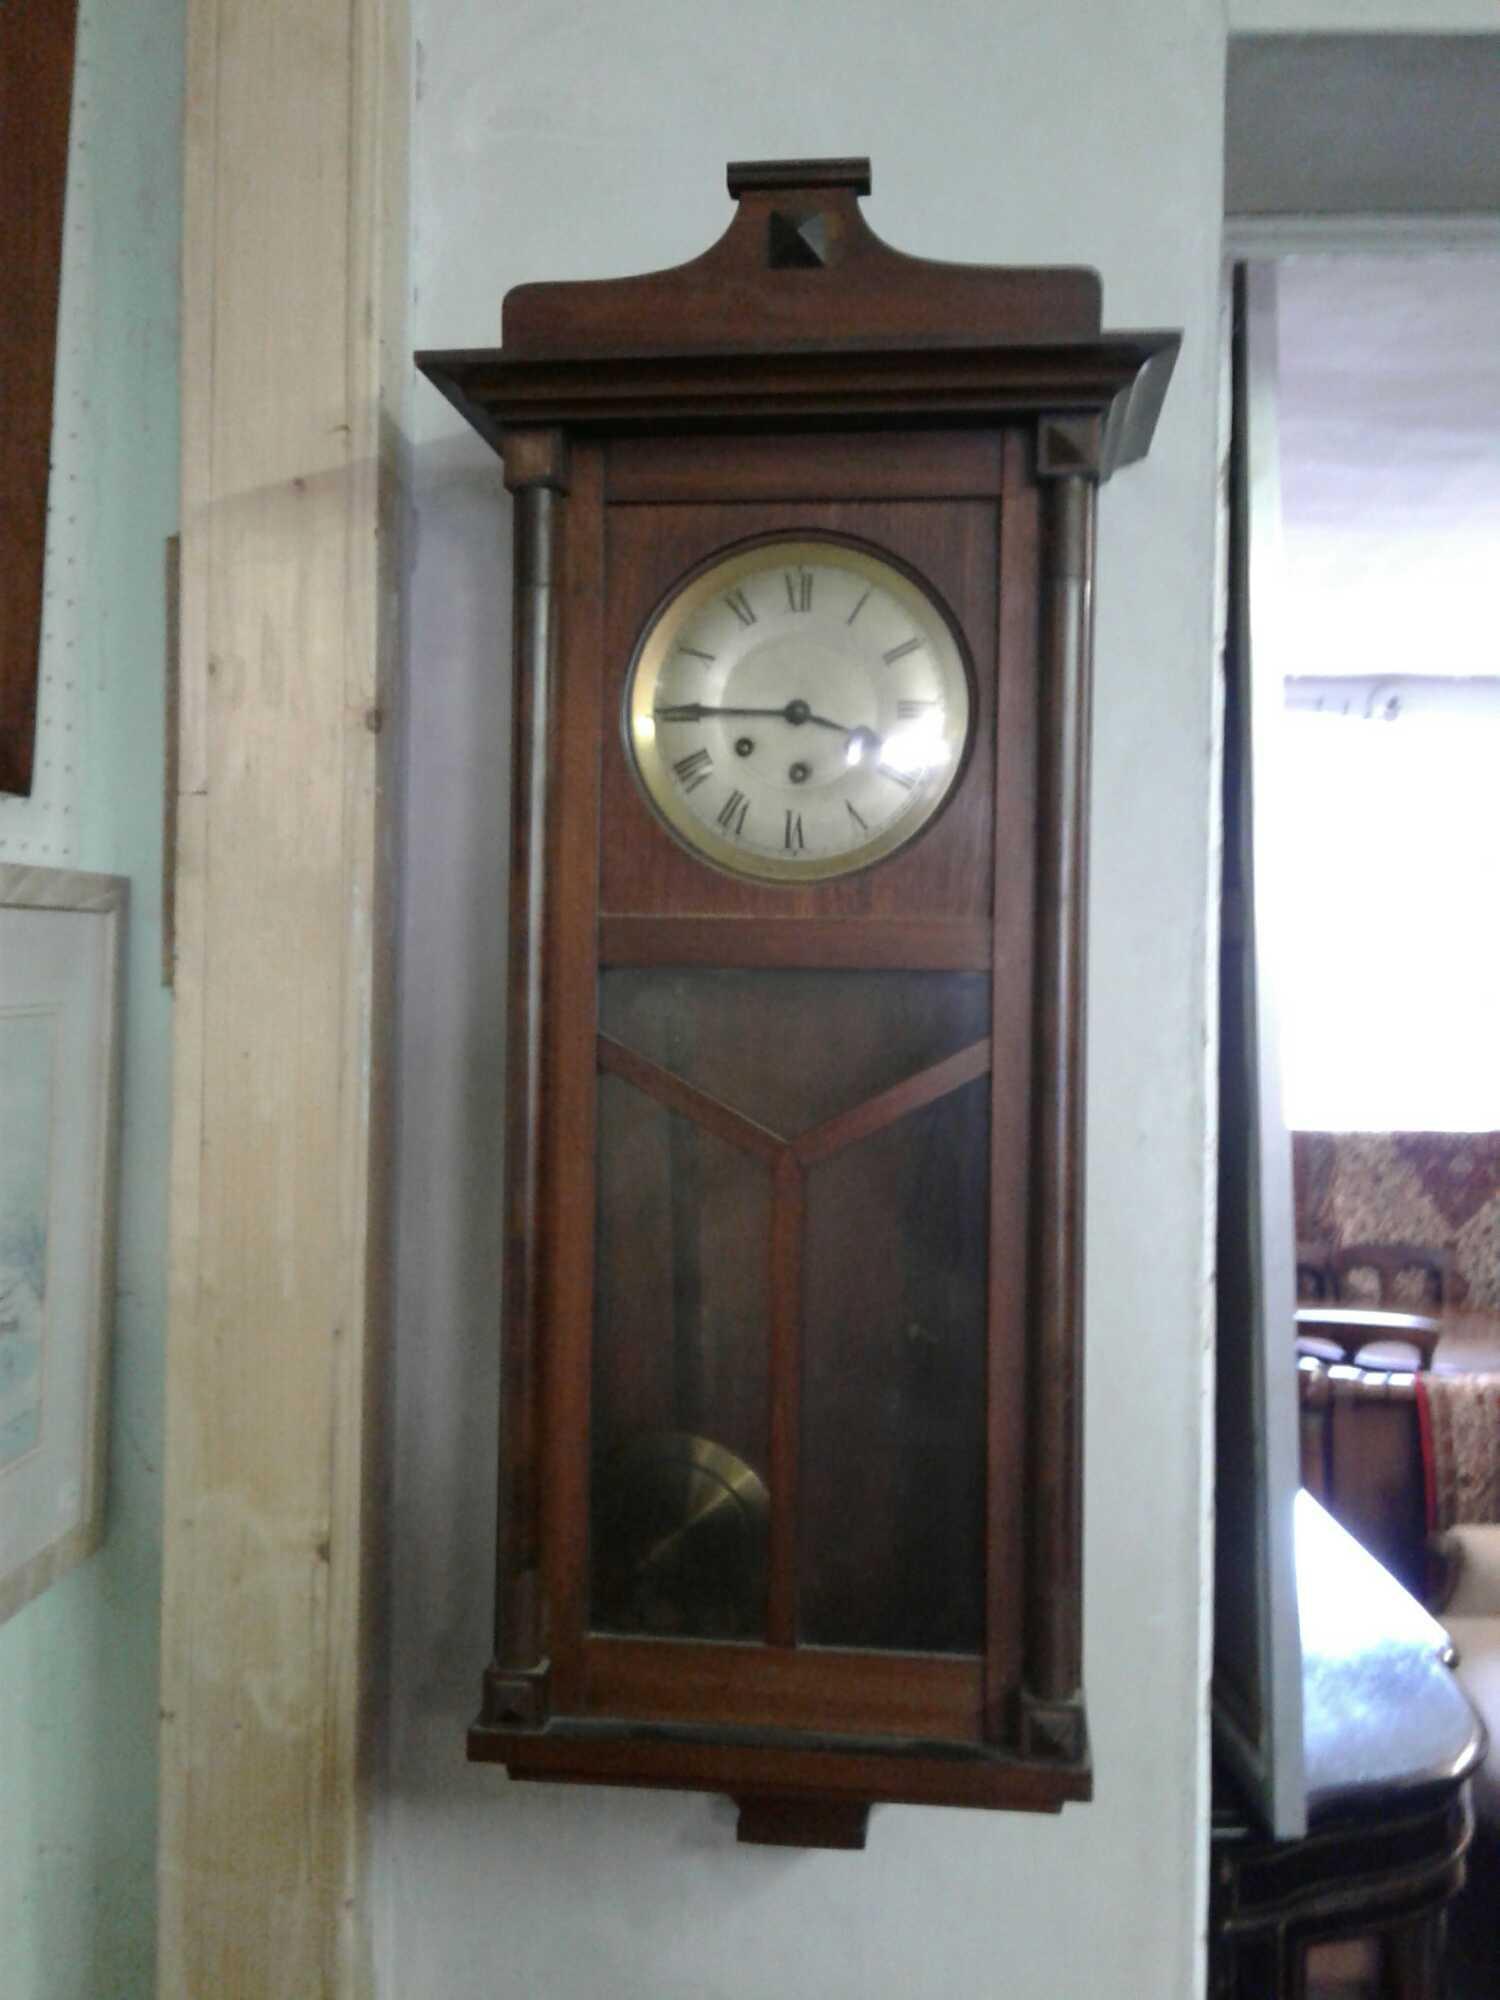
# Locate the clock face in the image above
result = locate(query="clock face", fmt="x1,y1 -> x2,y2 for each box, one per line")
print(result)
626,538 -> 972,884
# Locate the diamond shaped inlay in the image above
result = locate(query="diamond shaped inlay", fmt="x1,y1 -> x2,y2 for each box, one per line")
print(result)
768,209 -> 831,270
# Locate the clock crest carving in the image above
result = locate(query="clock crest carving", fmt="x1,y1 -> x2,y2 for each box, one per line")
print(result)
419,158 -> 1177,1849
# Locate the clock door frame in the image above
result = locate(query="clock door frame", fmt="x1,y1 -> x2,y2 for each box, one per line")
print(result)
467,423 -> 1095,1818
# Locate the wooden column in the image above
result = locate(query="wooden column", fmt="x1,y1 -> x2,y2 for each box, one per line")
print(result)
1020,419 -> 1100,1765
483,429 -> 568,1731
158,1 -> 406,1994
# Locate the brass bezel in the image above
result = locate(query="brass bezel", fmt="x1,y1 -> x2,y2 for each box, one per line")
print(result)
625,536 -> 973,886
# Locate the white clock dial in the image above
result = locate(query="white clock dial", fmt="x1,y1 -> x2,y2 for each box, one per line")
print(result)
627,539 -> 972,884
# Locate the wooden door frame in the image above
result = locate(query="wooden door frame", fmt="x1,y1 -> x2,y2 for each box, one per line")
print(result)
158,3 -> 407,1993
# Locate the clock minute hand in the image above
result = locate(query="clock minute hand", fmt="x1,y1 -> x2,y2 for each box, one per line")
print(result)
653,701 -> 884,765
787,703 -> 882,754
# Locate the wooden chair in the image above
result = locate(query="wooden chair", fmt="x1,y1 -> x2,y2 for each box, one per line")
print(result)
1296,1240 -> 1335,1301
1331,1241 -> 1453,1310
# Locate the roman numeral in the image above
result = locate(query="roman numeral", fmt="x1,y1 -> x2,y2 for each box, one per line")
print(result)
879,763 -> 916,791
654,702 -> 701,722
897,699 -> 937,721
724,588 -> 757,627
846,588 -> 871,626
672,747 -> 713,794
883,637 -> 922,665
716,789 -> 750,837
784,569 -> 813,613
678,644 -> 716,662
784,810 -> 805,852
845,800 -> 869,834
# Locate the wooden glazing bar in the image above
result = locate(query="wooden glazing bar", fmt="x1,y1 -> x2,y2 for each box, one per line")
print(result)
597,1033 -> 786,1162
598,914 -> 993,971
767,1151 -> 804,1647
792,1038 -> 992,1168
1024,467 -> 1096,1730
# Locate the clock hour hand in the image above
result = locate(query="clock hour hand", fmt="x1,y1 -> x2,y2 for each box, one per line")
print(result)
653,702 -> 790,723
655,699 -> 880,755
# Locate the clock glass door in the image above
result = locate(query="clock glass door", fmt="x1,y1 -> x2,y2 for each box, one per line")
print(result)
591,967 -> 991,1655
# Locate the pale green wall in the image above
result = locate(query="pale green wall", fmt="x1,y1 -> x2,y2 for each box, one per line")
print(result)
0,0 -> 181,1992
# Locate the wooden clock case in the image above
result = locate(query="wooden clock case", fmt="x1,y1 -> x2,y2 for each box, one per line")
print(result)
418,158 -> 1177,1849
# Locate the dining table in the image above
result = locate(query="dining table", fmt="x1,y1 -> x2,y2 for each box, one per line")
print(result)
1296,1305 -> 1500,1377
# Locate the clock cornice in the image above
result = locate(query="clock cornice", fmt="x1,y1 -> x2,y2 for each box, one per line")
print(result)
417,157 -> 1178,480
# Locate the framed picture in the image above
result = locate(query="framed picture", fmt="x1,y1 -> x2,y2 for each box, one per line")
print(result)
0,864 -> 125,1625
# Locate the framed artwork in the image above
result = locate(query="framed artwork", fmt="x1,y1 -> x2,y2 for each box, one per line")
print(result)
0,864 -> 125,1625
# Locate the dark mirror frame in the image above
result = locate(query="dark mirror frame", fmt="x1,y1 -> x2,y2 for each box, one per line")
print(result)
1,0 -> 79,796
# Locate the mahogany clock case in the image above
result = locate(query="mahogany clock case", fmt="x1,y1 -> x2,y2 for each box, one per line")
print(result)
416,157 -> 1178,1843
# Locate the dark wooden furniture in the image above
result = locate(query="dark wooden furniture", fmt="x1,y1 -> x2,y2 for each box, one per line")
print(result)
0,0 -> 79,795
1428,1309 -> 1500,1374
417,159 -> 1177,1844
1333,1243 -> 1454,1311
1211,1497 -> 1482,1998
1297,1241 -> 1336,1301
1297,1306 -> 1443,1374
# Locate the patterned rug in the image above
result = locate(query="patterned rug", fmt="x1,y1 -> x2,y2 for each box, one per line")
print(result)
1293,1131 -> 1500,1312
1417,1372 -> 1500,1530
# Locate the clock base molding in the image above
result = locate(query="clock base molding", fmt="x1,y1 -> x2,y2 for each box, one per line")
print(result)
469,1716 -> 1092,1841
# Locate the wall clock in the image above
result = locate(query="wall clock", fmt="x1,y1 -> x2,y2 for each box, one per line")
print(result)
419,158 -> 1177,1849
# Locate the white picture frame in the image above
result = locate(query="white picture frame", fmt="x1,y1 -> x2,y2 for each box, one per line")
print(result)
0,864 -> 125,1625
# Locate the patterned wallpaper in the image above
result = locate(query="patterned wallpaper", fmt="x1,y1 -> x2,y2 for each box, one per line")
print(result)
1293,1133 -> 1500,1311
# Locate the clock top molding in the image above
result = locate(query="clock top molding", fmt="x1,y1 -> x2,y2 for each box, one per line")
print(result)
418,156 -> 1178,477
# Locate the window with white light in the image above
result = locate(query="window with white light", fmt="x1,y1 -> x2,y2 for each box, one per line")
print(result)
1273,693 -> 1500,1132
1270,252 -> 1500,1135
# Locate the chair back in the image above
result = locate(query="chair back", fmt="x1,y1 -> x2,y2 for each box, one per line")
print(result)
1295,1239 -> 1335,1301
1330,1240 -> 1452,1309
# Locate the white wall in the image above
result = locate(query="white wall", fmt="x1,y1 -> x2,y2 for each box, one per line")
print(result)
1277,254 -> 1500,681
1230,1 -> 1498,27
389,3 -> 1225,1995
